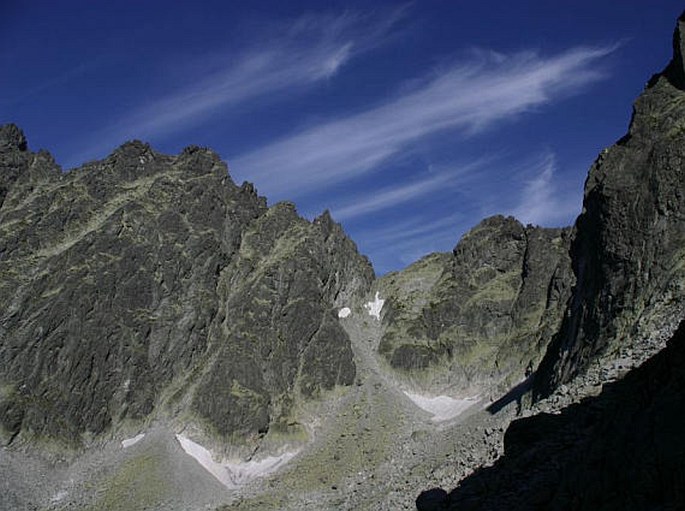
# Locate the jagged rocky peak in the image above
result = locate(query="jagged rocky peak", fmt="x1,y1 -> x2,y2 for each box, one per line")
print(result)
115,138 -> 152,153
314,209 -> 375,306
81,138 -> 234,187
533,13 -> 685,398
0,124 -> 41,210
0,127 -> 372,451
0,123 -> 27,152
377,214 -> 572,395
176,143 -> 231,176
314,209 -> 340,241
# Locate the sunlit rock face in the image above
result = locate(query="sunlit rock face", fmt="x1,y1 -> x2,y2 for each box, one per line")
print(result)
0,128 -> 373,449
377,216 -> 573,395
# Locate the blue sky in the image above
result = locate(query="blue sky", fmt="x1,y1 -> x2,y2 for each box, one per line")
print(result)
1,1 -> 683,273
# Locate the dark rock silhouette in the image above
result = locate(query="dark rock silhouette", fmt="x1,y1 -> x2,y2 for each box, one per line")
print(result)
416,487 -> 449,511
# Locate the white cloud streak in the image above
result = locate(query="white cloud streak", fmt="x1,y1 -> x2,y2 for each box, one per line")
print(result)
233,45 -> 615,199
69,8 -> 406,166
331,159 -> 487,220
358,211 -> 464,247
508,152 -> 581,226
350,150 -> 585,274
382,228 -> 462,272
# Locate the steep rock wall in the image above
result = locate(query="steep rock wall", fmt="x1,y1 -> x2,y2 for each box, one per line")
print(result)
0,128 -> 373,448
534,14 -> 685,398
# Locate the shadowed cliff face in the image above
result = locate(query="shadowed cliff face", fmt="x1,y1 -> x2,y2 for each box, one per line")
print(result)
378,216 -> 573,394
534,14 -> 685,399
0,129 -> 373,448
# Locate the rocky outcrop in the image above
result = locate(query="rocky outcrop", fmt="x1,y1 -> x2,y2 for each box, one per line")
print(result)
191,205 -> 373,443
534,13 -> 685,398
0,128 -> 373,449
379,216 -> 572,394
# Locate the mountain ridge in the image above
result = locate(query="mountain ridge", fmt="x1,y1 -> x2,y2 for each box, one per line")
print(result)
1,12 -> 685,511
0,129 -> 373,454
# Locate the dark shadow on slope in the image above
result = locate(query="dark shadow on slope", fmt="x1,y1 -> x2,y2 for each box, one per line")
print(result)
485,377 -> 532,415
417,317 -> 685,511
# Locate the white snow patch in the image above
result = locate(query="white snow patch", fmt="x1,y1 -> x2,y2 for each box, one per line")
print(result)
338,307 -> 351,318
364,291 -> 384,320
226,452 -> 298,484
404,391 -> 479,422
121,433 -> 145,448
175,434 -> 297,488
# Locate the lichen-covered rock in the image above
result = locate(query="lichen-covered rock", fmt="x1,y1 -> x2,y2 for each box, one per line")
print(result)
378,215 -> 572,394
0,130 -> 373,449
534,14 -> 685,398
191,203 -> 371,443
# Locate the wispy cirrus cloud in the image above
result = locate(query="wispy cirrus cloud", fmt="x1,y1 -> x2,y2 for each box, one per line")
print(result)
358,211 -> 465,247
330,158 -> 488,220
233,45 -> 616,200
507,152 -> 581,226
364,217 -> 467,272
68,7 -> 407,166
346,150 -> 585,274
